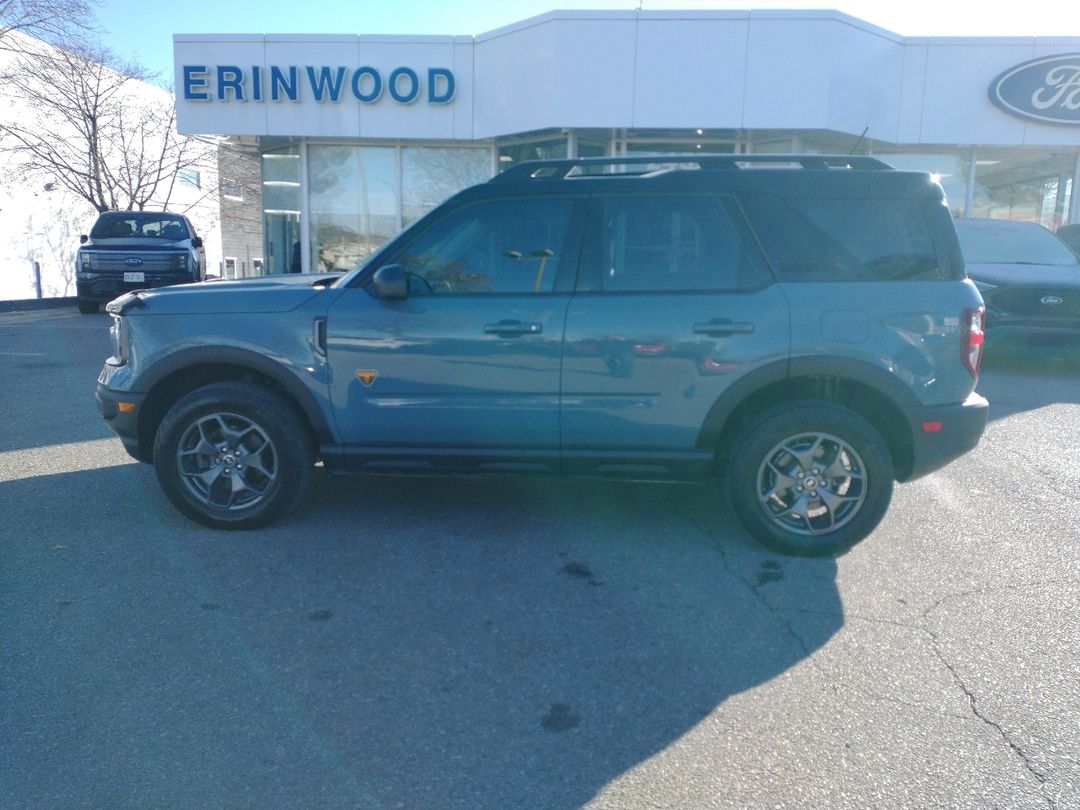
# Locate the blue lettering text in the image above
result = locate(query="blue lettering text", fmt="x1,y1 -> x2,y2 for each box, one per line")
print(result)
216,65 -> 244,101
351,67 -> 382,103
388,67 -> 419,103
306,66 -> 348,102
271,66 -> 298,101
179,64 -> 457,105
183,65 -> 209,101
428,67 -> 455,103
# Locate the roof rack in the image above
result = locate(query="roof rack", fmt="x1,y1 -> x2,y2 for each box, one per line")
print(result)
492,154 -> 893,182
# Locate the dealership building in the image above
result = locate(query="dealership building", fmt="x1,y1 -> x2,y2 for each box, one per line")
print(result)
174,9 -> 1080,276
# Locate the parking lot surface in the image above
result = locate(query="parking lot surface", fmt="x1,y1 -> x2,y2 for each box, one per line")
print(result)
2,307 -> 1078,809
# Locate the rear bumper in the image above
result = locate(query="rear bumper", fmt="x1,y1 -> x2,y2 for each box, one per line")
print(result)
901,391 -> 989,481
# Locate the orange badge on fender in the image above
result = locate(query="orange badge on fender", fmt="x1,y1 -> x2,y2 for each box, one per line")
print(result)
356,370 -> 379,387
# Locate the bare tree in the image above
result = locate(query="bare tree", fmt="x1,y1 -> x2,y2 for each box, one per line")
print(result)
0,0 -> 97,47
0,35 -> 215,212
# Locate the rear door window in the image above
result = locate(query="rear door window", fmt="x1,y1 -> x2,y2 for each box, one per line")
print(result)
586,193 -> 767,292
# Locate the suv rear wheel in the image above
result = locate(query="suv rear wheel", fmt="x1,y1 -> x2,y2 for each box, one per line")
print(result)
152,382 -> 314,529
727,401 -> 894,556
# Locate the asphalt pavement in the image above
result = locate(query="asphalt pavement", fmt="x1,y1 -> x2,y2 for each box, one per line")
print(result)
1,307 -> 1077,809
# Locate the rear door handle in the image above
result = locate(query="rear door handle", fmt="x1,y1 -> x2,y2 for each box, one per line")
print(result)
693,319 -> 756,336
484,319 -> 543,337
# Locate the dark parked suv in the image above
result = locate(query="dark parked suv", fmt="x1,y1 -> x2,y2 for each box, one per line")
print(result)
96,156 -> 989,555
76,211 -> 205,313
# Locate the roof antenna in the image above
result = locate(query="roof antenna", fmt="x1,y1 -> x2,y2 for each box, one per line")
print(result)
850,126 -> 870,155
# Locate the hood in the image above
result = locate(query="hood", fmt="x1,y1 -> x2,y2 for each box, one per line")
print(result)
965,261 -> 1080,288
108,273 -> 343,316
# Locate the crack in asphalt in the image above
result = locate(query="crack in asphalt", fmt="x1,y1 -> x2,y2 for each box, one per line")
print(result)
680,492 -> 1063,808
815,599 -> 1062,808
920,585 -> 1072,809
779,600 -> 1059,808
923,621 -> 1053,806
979,435 -> 1077,504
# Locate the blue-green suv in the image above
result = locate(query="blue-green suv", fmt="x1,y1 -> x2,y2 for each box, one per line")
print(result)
96,156 -> 989,555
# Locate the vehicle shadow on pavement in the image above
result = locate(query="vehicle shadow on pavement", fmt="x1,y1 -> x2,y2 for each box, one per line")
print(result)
3,466 -> 841,810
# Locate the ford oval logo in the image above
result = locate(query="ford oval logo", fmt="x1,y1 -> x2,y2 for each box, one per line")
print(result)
990,54 -> 1080,125
1041,295 -> 1064,306
124,257 -> 144,266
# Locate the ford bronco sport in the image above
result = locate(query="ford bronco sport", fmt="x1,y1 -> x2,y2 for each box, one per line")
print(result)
95,155 -> 989,555
76,211 -> 205,314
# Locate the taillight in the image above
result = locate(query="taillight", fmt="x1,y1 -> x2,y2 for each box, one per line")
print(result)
961,306 -> 985,378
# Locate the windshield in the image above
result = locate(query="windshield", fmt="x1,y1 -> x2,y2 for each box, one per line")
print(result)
90,213 -> 190,240
955,220 -> 1079,266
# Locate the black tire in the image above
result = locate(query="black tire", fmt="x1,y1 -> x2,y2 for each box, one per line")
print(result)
77,298 -> 99,314
152,382 -> 314,529
727,401 -> 894,556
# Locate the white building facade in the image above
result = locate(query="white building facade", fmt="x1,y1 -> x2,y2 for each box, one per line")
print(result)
173,9 -> 1080,275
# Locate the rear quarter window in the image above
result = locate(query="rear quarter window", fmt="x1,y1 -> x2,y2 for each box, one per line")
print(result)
740,195 -> 948,282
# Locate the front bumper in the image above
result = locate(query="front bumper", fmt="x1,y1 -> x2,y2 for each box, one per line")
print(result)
95,382 -> 149,462
901,391 -> 989,481
78,273 -> 191,303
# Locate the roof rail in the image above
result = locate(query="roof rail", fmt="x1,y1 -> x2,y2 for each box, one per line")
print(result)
491,154 -> 893,182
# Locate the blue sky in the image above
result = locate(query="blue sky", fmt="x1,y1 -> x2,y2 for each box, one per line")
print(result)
95,0 -> 1080,86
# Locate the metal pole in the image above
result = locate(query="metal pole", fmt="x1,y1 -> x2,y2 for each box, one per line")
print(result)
33,261 -> 42,299
1071,153 -> 1080,225
964,148 -> 977,218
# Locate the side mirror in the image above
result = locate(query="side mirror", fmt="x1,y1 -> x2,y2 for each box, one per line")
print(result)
370,264 -> 408,300
79,234 -> 88,244
192,236 -> 203,248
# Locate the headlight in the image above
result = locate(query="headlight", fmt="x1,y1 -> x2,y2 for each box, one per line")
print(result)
109,315 -> 129,365
78,254 -> 95,279
173,253 -> 188,271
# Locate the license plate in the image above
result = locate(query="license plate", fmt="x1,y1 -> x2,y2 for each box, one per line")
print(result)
123,272 -> 145,283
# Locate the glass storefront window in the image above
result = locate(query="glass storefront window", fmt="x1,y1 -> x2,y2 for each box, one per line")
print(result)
749,135 -> 797,154
402,147 -> 491,227
969,150 -> 1075,228
624,128 -> 738,156
576,131 -> 612,158
308,145 -> 396,272
257,134 -> 1078,277
261,147 -> 300,275
497,132 -> 568,172
873,152 -> 971,218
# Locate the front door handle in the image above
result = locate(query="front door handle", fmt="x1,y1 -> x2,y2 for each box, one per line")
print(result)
693,319 -> 755,336
484,319 -> 543,337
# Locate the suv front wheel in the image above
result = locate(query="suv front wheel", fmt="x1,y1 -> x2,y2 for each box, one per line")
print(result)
727,401 -> 894,556
152,382 -> 314,529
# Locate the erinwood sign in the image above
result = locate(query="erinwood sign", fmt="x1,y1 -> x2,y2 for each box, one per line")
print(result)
182,64 -> 456,105
989,54 -> 1080,126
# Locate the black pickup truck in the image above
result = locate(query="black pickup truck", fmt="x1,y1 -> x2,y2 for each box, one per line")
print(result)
76,211 -> 206,313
